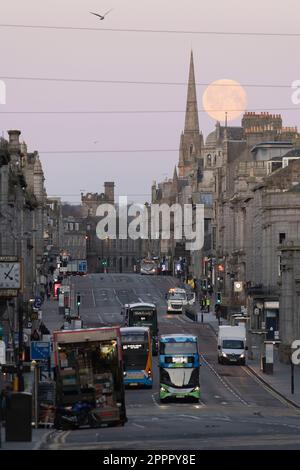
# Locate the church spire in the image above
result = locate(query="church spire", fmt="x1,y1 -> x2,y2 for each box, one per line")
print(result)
173,165 -> 178,181
184,51 -> 199,133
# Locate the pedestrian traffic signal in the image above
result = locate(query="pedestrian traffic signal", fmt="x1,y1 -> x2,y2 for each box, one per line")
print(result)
76,294 -> 81,306
216,292 -> 221,304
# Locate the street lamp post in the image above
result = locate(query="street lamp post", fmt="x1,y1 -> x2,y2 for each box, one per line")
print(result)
17,293 -> 24,392
290,356 -> 295,395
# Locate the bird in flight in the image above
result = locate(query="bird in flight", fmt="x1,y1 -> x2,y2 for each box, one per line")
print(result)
90,9 -> 113,20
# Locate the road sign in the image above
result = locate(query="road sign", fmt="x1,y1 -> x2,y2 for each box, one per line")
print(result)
78,260 -> 87,273
0,340 -> 6,364
23,334 -> 29,343
30,341 -> 51,360
34,297 -> 42,309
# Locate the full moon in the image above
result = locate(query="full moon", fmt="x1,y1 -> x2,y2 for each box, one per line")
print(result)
202,79 -> 247,122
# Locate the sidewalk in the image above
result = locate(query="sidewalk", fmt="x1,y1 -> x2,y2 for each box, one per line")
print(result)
0,426 -> 52,450
204,311 -> 300,408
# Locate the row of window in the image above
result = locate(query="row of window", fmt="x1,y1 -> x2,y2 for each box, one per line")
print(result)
105,256 -> 136,268
64,222 -> 80,231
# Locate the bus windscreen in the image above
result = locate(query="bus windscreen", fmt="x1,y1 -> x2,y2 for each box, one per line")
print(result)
160,342 -> 197,355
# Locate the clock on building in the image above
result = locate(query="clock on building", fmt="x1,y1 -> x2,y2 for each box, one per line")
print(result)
0,262 -> 21,289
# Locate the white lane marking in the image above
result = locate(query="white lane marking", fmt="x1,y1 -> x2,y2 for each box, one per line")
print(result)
138,297 -> 144,302
132,423 -> 145,429
200,354 -> 249,407
177,316 -> 186,323
113,289 -> 123,306
97,313 -> 104,323
91,289 -> 96,307
151,393 -> 162,408
179,414 -> 202,421
216,416 -> 232,422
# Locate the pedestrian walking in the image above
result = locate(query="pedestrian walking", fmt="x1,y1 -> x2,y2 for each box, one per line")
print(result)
215,303 -> 221,325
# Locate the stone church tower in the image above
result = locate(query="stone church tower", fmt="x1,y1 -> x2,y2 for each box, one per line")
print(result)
178,51 -> 203,178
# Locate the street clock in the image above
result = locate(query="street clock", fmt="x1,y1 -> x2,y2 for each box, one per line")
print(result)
0,262 -> 21,289
234,281 -> 243,292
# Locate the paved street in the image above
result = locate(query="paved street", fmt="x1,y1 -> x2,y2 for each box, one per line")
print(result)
41,274 -> 300,450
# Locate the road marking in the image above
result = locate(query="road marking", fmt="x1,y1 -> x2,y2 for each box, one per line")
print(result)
179,414 -> 202,421
97,313 -> 104,323
151,393 -> 162,408
200,354 -> 249,407
242,365 -> 300,412
113,289 -> 123,306
91,289 -> 96,307
132,423 -> 145,429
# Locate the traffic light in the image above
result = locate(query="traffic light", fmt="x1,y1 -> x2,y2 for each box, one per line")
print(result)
202,279 -> 207,290
216,292 -> 222,304
76,294 -> 81,306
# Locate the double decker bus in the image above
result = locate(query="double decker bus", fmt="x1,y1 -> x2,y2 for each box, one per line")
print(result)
159,334 -> 200,403
120,327 -> 152,388
122,302 -> 158,355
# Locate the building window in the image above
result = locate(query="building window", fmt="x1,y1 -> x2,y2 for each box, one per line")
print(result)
212,226 -> 216,250
279,233 -> 286,244
200,193 -> 213,206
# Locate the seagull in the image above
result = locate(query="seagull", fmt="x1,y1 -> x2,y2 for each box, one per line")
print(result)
90,9 -> 113,20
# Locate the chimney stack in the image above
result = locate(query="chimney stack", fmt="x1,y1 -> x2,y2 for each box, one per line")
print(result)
7,130 -> 21,163
104,182 -> 115,204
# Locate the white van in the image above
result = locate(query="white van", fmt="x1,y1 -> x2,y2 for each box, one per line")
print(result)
166,288 -> 195,314
217,325 -> 247,365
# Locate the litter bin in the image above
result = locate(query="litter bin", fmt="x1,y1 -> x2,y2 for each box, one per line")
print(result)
5,392 -> 32,442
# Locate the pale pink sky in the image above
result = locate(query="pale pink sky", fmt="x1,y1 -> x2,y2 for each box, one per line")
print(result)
0,0 -> 299,203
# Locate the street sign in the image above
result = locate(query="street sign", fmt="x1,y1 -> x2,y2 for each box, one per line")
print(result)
30,341 -> 51,360
78,260 -> 87,273
0,340 -> 6,364
23,334 -> 29,343
34,297 -> 42,309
